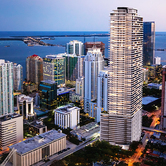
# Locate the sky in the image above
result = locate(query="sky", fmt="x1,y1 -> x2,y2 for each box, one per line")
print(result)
0,0 -> 166,31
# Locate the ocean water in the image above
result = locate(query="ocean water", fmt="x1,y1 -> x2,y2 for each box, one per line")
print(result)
0,31 -> 109,79
155,32 -> 166,65
0,31 -> 166,79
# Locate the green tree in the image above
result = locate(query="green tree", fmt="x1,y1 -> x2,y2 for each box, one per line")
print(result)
133,162 -> 141,166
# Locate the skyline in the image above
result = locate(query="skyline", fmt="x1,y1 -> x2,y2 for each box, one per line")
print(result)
1,0 -> 166,31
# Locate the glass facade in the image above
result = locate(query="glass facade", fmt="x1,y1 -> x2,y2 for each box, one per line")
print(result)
65,56 -> 78,81
75,43 -> 79,55
43,55 -> 66,85
68,45 -> 73,54
13,64 -> 23,92
0,60 -> 14,115
57,92 -> 70,107
39,81 -> 57,110
26,54 -> 43,85
143,22 -> 155,66
67,40 -> 84,56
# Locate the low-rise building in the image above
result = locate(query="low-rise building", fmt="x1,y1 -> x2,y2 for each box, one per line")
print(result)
17,94 -> 34,119
0,113 -> 23,150
29,120 -> 47,135
148,83 -> 162,90
57,87 -> 73,106
54,104 -> 80,129
142,96 -> 160,110
70,122 -> 100,141
9,129 -> 66,166
23,82 -> 38,93
69,92 -> 83,103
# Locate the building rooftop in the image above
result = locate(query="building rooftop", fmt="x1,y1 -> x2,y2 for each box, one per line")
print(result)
45,54 -> 65,59
0,113 -> 21,122
33,108 -> 49,116
0,59 -> 12,66
13,63 -> 22,67
68,40 -> 83,44
57,87 -> 74,95
0,59 -> 5,65
9,129 -> 66,155
142,96 -> 159,105
54,104 -> 80,114
70,122 -> 100,139
27,54 -> 43,61
29,120 -> 46,129
142,68 -> 148,71
85,41 -> 105,45
163,65 -> 166,69
41,80 -> 56,85
18,94 -> 33,103
148,83 -> 162,87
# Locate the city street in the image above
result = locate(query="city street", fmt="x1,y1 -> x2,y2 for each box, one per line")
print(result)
40,137 -> 99,166
150,109 -> 161,128
125,108 -> 161,165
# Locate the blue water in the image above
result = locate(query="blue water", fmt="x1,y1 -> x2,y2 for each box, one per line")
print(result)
0,31 -> 109,79
155,32 -> 166,65
0,31 -> 166,79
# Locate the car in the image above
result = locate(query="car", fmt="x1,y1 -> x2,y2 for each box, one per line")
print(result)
67,147 -> 70,150
58,151 -> 63,155
62,149 -> 67,152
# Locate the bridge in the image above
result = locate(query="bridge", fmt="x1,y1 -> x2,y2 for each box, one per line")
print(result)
142,126 -> 166,134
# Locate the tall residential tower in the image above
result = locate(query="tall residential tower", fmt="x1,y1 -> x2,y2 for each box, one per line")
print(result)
100,7 -> 143,147
143,22 -> 155,66
13,63 -> 23,92
67,40 -> 84,56
161,66 -> 166,129
84,47 -> 104,115
26,54 -> 43,84
0,60 -> 14,116
43,55 -> 66,86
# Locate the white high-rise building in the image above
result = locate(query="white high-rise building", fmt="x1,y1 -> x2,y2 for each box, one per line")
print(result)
17,94 -> 34,119
13,63 -> 23,92
76,76 -> 84,98
84,48 -> 104,115
0,113 -> 23,150
100,7 -> 143,147
154,57 -> 161,65
0,60 -> 14,116
54,104 -> 80,129
67,40 -> 84,56
96,69 -> 109,121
